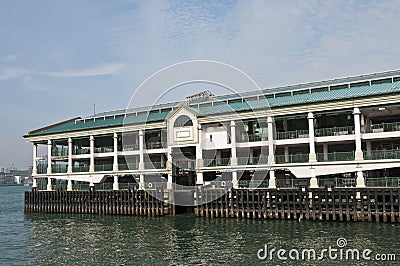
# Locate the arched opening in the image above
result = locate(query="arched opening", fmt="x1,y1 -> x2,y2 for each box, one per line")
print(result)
174,115 -> 193,127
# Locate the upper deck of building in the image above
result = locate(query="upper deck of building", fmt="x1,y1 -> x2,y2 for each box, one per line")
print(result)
25,69 -> 400,138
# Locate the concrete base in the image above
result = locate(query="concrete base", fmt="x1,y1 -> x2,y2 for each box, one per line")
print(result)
196,172 -> 204,185
356,171 -> 366,187
139,182 -> 145,190
232,181 -> 239,189
67,180 -> 73,191
167,182 -> 173,190
196,159 -> 204,168
309,153 -> 317,163
309,177 -> 318,188
355,150 -> 364,160
139,162 -> 145,170
268,155 -> 275,165
268,178 -> 276,189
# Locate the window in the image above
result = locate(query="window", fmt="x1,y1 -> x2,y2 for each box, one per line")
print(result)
174,115 -> 193,127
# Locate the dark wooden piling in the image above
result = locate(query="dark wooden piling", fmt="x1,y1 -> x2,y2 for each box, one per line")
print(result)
24,189 -> 170,217
194,187 -> 400,223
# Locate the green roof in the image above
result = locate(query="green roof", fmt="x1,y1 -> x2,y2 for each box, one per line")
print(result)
25,71 -> 400,138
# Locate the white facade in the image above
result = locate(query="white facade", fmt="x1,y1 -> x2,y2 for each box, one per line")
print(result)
25,70 -> 400,190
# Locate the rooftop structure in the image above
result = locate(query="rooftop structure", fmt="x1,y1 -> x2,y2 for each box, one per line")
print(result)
24,69 -> 400,191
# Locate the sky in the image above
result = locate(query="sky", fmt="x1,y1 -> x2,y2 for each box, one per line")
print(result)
1,0 -> 400,169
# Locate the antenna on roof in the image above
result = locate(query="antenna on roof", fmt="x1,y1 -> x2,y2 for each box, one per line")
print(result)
94,104 -> 96,116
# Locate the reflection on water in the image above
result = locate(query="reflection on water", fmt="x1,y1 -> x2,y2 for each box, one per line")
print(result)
1,186 -> 400,265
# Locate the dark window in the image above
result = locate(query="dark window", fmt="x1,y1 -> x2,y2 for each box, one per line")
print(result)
174,115 -> 193,127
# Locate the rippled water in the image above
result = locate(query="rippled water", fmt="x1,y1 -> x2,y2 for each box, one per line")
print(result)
1,186 -> 399,265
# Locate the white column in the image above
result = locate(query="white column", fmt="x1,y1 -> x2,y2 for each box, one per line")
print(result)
268,169 -> 276,188
249,147 -> 254,164
139,174 -> 145,190
46,176 -> 52,191
47,140 -> 52,174
196,125 -> 204,185
139,130 -> 144,170
356,170 -> 365,187
160,154 -> 165,167
308,112 -> 317,162
67,178 -> 73,191
32,178 -> 37,189
267,116 -> 274,164
360,113 -> 365,132
232,171 -> 238,189
354,107 -> 364,160
32,144 -> 38,175
284,146 -> 289,163
67,138 -> 73,173
323,143 -> 328,161
167,146 -> 173,189
309,167 -> 318,188
113,175 -> 119,190
366,141 -> 372,158
283,118 -> 288,132
113,133 -> 118,171
89,136 -> 95,172
230,121 -> 237,166
216,150 -> 222,164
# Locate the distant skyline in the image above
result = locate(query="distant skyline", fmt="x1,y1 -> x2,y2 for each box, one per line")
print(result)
1,0 -> 400,168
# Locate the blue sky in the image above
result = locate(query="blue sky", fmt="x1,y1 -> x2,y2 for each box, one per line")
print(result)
1,0 -> 400,169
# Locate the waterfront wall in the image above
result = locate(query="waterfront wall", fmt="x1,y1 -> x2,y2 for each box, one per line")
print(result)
24,189 -> 173,216
195,187 -> 400,223
25,187 -> 400,223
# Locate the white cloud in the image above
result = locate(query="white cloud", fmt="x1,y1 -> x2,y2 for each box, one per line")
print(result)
46,63 -> 127,77
2,51 -> 20,62
0,65 -> 32,80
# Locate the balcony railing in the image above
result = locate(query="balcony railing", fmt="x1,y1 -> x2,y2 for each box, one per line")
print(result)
237,156 -> 269,165
318,177 -> 355,187
94,164 -> 113,172
144,162 -> 166,169
315,126 -> 354,137
123,144 -> 139,151
52,165 -> 67,173
364,149 -> 400,160
276,129 -> 309,140
276,178 -> 310,188
73,147 -> 90,155
72,165 -> 89,172
52,147 -> 68,156
118,163 -> 139,170
238,180 -> 269,188
363,122 -> 400,133
203,158 -> 231,167
94,146 -> 114,153
317,151 -> 355,162
275,153 -> 309,164
366,177 -> 400,187
145,142 -> 166,149
174,160 -> 196,170
37,164 -> 48,174
238,133 -> 268,142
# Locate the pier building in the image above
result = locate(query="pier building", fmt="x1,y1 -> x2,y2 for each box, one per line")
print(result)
24,69 -> 400,192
